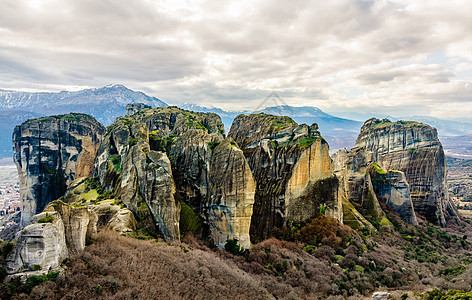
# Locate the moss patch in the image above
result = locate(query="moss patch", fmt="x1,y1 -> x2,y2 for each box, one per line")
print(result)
37,213 -> 54,223
380,217 -> 392,227
81,189 -> 99,201
299,137 -> 314,149
372,162 -> 386,175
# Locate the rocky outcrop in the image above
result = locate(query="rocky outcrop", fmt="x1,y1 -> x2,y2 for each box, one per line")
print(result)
6,184 -> 136,275
333,148 -> 392,229
355,118 -> 456,225
13,113 -> 105,227
61,177 -> 136,236
205,138 -> 256,249
169,130 -> 220,210
120,145 -> 180,240
126,103 -> 152,116
94,107 -> 226,241
5,211 -> 67,274
370,166 -> 418,225
229,114 -> 339,239
94,114 -> 179,240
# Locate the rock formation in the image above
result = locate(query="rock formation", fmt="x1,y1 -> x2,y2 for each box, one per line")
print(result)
13,113 -> 105,227
5,211 -> 68,274
94,111 -> 180,241
94,106 -> 255,246
229,113 -> 339,239
6,177 -> 136,275
355,118 -> 456,225
370,166 -> 419,225
333,148 -> 384,230
205,138 -> 256,249
9,107 -> 458,279
333,147 -> 417,228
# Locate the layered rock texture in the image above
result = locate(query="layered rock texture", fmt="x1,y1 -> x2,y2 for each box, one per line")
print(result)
94,106 -> 255,246
355,118 -> 456,225
6,176 -> 136,274
370,166 -> 418,225
229,114 -> 339,239
333,147 -> 416,228
9,107 -> 457,278
13,113 -> 105,227
205,138 -> 256,249
333,148 -> 385,230
6,200 -> 135,274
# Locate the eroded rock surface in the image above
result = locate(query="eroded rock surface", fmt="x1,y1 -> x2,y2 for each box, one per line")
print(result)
13,113 -> 105,227
355,118 -> 456,225
126,103 -> 152,116
229,114 -> 339,239
6,192 -> 136,275
94,107 -> 226,241
370,167 -> 419,225
205,138 -> 256,249
333,148 -> 389,229
5,211 -> 67,274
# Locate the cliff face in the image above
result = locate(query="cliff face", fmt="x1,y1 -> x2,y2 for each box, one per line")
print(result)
205,138 -> 256,249
333,148 -> 391,230
126,103 -> 152,116
370,166 -> 419,225
94,106 -> 255,246
355,118 -> 456,225
13,113 -> 105,227
228,114 -> 338,239
94,112 -> 180,241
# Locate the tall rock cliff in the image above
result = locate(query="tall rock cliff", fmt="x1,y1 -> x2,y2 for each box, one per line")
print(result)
94,111 -> 180,241
205,138 -> 256,249
369,164 -> 419,225
228,114 -> 339,239
355,118 -> 456,225
13,113 -> 105,227
333,147 -> 417,228
333,148 -> 387,230
94,106 -> 255,246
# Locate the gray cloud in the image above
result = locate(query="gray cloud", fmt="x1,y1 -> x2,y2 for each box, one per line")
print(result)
0,0 -> 470,119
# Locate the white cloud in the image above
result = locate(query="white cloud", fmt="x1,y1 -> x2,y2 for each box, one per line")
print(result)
0,0 -> 470,120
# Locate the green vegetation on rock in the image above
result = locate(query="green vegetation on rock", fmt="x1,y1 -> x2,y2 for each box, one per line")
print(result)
208,141 -> 220,150
37,213 -> 54,223
298,137 -> 314,149
109,155 -> 122,173
372,162 -> 386,174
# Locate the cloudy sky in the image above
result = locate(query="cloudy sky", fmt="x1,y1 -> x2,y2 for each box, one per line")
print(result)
0,0 -> 471,120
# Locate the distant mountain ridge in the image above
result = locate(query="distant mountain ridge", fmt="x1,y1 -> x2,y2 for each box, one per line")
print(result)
0,85 -> 470,159
0,84 -> 167,159
0,84 -> 167,125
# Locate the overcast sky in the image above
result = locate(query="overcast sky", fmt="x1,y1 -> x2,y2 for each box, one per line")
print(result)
0,0 -> 471,120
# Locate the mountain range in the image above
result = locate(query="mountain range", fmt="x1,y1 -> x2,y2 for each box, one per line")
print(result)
0,84 -> 470,159
0,84 -> 167,158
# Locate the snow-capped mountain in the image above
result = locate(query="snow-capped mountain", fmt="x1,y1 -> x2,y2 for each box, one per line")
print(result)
0,84 -> 167,125
0,84 -> 168,159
